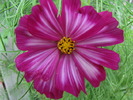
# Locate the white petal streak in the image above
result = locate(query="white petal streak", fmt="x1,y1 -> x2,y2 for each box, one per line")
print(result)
88,38 -> 115,44
23,48 -> 55,62
26,38 -> 55,46
39,15 -> 57,34
76,48 -> 107,65
64,9 -> 95,37
72,15 -> 92,36
77,34 -> 116,46
65,7 -> 72,36
30,48 -> 58,71
74,52 -> 100,80
69,56 -> 83,88
69,14 -> 81,34
60,56 -> 67,85
47,2 -> 63,33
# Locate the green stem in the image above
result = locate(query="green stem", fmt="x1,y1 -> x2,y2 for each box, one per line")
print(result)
18,83 -> 33,100
0,34 -> 7,53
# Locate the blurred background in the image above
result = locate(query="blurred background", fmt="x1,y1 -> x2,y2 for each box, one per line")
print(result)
0,0 -> 133,100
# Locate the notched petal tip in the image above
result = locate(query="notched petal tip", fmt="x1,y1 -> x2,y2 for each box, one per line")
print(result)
39,0 -> 58,14
79,6 -> 97,14
34,78 -> 63,99
62,0 -> 81,11
99,11 -> 119,29
15,15 -> 29,36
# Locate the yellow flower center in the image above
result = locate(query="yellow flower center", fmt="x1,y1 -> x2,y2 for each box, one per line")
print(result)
57,37 -> 75,54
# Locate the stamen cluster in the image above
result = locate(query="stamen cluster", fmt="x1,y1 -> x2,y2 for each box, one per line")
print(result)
57,37 -> 75,54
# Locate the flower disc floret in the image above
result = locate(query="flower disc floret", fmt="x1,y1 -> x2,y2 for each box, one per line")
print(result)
57,37 -> 75,54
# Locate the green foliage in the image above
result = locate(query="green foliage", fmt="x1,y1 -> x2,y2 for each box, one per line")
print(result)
0,0 -> 133,100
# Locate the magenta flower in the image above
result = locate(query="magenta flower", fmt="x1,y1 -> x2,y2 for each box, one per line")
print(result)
15,0 -> 124,99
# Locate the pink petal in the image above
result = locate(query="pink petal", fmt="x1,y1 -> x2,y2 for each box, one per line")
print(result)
75,47 -> 120,70
15,26 -> 56,51
40,0 -> 57,15
59,6 -> 102,38
56,55 -> 86,97
93,11 -> 122,37
19,15 -> 29,28
73,52 -> 106,87
71,6 -> 106,41
34,76 -> 63,99
27,4 -> 63,41
75,10 -> 124,42
77,28 -> 124,47
15,48 -> 59,82
40,0 -> 63,34
99,11 -> 119,30
15,15 -> 57,51
62,0 -> 81,12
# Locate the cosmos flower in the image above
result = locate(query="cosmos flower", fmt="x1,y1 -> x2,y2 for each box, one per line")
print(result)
15,0 -> 124,99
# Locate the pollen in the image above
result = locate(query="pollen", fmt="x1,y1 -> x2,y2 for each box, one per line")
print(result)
57,37 -> 75,54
